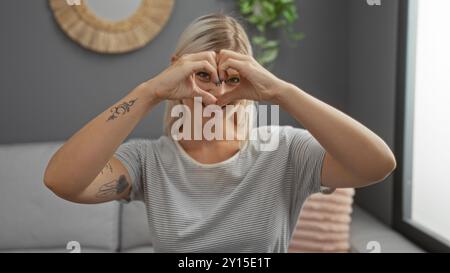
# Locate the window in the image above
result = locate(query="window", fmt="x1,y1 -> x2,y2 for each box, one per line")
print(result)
395,0 -> 450,252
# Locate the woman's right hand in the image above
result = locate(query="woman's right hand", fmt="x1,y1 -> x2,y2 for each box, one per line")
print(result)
149,51 -> 220,105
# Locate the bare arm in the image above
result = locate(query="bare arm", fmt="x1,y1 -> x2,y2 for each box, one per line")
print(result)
44,51 -> 221,203
274,83 -> 397,188
215,49 -> 396,189
44,82 -> 161,203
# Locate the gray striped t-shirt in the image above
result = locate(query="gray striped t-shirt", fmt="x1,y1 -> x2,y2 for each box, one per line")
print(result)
114,126 -> 327,252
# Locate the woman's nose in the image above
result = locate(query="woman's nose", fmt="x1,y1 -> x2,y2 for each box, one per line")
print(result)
209,81 -> 228,97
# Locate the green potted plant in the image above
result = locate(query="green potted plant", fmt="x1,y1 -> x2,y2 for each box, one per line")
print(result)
238,0 -> 304,68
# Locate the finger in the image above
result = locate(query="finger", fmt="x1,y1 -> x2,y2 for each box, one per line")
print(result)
226,68 -> 239,78
183,51 -> 216,64
216,90 -> 243,106
218,58 -> 248,78
217,53 -> 226,82
194,86 -> 218,105
189,76 -> 217,105
219,49 -> 250,62
218,65 -> 226,83
182,52 -> 219,83
216,51 -> 231,81
187,60 -> 220,83
218,50 -> 253,79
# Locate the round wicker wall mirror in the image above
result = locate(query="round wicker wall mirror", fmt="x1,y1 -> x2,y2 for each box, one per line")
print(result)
49,0 -> 175,54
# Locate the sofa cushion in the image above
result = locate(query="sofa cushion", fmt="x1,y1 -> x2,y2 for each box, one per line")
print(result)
119,201 -> 153,251
0,142 -> 120,252
0,247 -> 111,253
288,188 -> 355,252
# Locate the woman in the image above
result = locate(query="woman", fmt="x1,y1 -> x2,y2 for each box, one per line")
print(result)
44,14 -> 396,252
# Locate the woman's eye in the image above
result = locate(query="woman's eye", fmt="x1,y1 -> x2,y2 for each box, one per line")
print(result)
195,71 -> 211,82
226,77 -> 240,84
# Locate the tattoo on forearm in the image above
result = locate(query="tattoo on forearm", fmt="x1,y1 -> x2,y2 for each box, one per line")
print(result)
95,175 -> 129,198
107,99 -> 137,121
100,162 -> 113,175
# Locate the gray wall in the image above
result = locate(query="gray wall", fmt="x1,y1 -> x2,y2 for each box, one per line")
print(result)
348,0 -> 399,225
277,0 -> 348,126
0,0 -> 398,226
0,0 -> 347,144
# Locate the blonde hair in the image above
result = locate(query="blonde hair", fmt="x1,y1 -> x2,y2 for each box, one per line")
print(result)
163,13 -> 255,140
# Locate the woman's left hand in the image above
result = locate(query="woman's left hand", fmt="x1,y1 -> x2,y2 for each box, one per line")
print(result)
216,49 -> 287,105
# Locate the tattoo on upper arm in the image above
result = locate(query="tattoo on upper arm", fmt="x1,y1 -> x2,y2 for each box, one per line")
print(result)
107,99 -> 138,121
95,175 -> 129,198
100,162 -> 113,175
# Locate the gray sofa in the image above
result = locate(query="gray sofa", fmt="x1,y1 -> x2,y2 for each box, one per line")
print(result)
0,142 -> 423,253
0,142 -> 153,253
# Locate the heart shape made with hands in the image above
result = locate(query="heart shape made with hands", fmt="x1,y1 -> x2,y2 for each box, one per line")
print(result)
204,51 -> 241,86
193,50 -> 255,106
172,49 -> 276,106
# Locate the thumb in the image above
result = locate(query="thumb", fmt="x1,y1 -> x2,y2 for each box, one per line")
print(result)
193,85 -> 217,105
217,90 -> 242,106
190,75 -> 217,105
